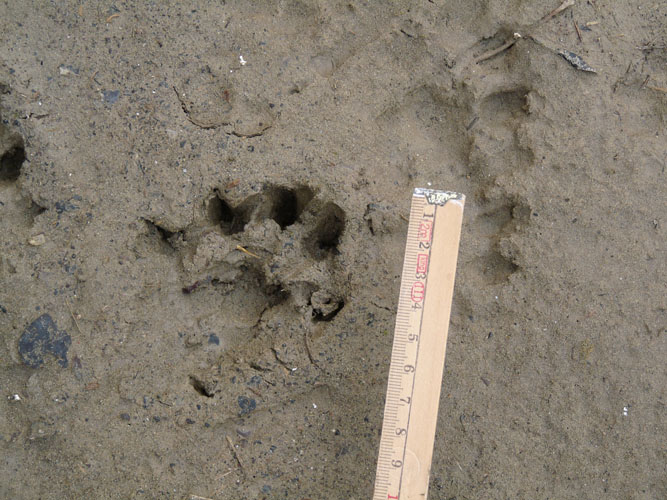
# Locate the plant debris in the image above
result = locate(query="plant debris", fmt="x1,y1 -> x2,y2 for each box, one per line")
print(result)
558,50 -> 597,73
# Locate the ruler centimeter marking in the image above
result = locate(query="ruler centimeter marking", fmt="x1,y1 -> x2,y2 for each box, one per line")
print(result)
372,188 -> 465,500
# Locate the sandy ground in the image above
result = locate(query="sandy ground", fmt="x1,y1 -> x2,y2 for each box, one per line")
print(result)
1,1 -> 665,499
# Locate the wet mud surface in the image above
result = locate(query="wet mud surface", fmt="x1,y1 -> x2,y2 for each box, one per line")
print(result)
0,1 -> 665,499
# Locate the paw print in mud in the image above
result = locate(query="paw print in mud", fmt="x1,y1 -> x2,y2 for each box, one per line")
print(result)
140,183 -> 348,404
209,185 -> 345,263
164,184 -> 347,337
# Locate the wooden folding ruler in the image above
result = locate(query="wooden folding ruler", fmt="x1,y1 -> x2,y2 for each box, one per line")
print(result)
373,188 -> 465,500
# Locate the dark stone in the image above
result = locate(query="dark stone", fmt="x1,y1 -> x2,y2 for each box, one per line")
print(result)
18,314 -> 71,368
238,395 -> 256,415
55,200 -> 79,214
103,90 -> 120,104
120,413 -> 130,421
208,333 -> 220,345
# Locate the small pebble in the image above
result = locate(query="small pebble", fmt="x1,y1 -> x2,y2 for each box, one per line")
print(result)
29,233 -> 46,246
238,395 -> 256,415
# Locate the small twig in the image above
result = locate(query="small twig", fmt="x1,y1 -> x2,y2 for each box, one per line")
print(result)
541,0 -> 575,23
271,348 -> 295,371
248,387 -> 262,397
226,435 -> 246,476
646,85 -> 667,93
475,38 -> 517,64
613,62 -> 632,93
466,116 -> 479,131
637,44 -> 666,51
235,245 -> 260,259
476,1 -> 579,67
574,20 -> 583,42
106,13 -> 120,23
640,75 -> 650,89
66,299 -> 84,335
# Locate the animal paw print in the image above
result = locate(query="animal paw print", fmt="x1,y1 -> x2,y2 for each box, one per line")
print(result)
209,185 -> 346,258
148,184 -> 348,349
0,117 -> 46,238
201,183 -> 346,310
173,65 -> 273,137
140,183 -> 348,408
469,85 -> 535,178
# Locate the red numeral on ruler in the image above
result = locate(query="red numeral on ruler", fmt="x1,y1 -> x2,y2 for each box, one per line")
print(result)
410,281 -> 424,302
418,221 -> 432,242
416,253 -> 429,275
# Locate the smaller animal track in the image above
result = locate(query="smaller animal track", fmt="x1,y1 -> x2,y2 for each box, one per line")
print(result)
469,196 -> 531,286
